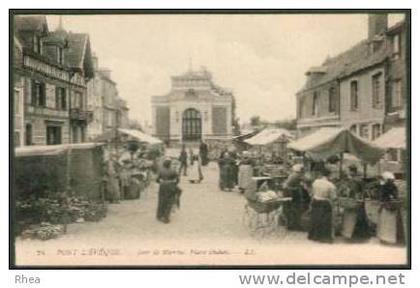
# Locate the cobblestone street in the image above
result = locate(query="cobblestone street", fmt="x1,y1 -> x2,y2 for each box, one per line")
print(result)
15,151 -> 407,266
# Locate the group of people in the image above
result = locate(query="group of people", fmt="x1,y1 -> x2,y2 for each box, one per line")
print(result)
157,142 -> 406,246
218,149 -> 287,193
282,163 -> 405,245
178,141 -> 209,183
103,147 -> 153,203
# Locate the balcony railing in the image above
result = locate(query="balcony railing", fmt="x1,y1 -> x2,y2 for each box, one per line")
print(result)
70,108 -> 93,122
26,105 -> 68,119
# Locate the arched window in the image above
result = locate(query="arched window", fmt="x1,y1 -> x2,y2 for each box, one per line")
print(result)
182,108 -> 201,141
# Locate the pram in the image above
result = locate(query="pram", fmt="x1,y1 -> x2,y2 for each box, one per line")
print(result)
242,177 -> 291,239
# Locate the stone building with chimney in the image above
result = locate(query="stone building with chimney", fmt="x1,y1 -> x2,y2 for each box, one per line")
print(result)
151,68 -> 234,145
296,14 -> 408,142
86,54 -> 129,140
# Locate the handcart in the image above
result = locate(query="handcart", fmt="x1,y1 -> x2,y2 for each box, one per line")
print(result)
243,196 -> 292,239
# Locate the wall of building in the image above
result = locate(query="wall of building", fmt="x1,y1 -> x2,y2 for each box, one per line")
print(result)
296,81 -> 341,137
22,74 -> 71,145
152,70 -> 233,144
340,66 -> 386,140
384,22 -> 407,130
86,77 -> 103,139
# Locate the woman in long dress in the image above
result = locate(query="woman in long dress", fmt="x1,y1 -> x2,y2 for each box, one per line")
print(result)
219,152 -> 235,191
377,172 -> 405,245
238,152 -> 254,193
119,161 -> 131,199
189,153 -> 203,184
341,166 -> 371,241
156,159 -> 179,223
308,168 -> 337,243
106,159 -> 121,203
284,164 -> 310,231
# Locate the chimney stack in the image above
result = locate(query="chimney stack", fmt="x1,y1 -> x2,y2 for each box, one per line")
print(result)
368,14 -> 388,39
99,68 -> 112,79
91,52 -> 99,70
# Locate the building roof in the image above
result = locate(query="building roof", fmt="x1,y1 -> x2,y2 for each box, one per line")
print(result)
65,33 -> 94,78
386,20 -> 405,34
14,15 -> 48,33
43,30 -> 68,46
14,16 -> 95,79
299,38 -> 388,93
96,69 -> 116,84
172,68 -> 212,80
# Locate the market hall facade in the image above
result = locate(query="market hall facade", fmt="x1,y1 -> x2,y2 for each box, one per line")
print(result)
151,68 -> 234,145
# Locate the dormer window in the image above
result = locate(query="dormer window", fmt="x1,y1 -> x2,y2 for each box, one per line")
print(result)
392,33 -> 401,59
33,35 -> 42,54
57,46 -> 64,64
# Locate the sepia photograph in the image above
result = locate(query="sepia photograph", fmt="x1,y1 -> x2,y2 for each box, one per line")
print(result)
10,10 -> 410,268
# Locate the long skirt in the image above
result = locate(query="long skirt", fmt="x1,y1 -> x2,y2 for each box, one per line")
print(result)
238,165 -> 253,190
106,177 -> 121,202
308,199 -> 333,243
220,165 -> 235,190
342,205 -> 371,241
126,178 -> 141,199
377,206 -> 405,245
285,187 -> 309,231
157,182 -> 177,221
285,202 -> 307,231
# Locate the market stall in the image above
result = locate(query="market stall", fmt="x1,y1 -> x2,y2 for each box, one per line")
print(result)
232,129 -> 260,152
246,128 -> 293,154
244,128 -> 293,178
373,127 -> 407,178
15,143 -> 105,200
288,128 -> 384,165
14,143 -> 107,240
288,128 -> 394,238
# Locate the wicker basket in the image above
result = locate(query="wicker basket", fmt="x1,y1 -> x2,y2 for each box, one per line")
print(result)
365,200 -> 381,224
339,197 -> 362,210
247,199 -> 282,214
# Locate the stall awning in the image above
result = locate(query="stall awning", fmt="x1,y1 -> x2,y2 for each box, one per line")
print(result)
245,128 -> 293,145
373,127 -> 406,149
288,128 -> 384,164
15,143 -> 105,157
92,129 -> 118,142
233,129 -> 260,142
118,128 -> 162,144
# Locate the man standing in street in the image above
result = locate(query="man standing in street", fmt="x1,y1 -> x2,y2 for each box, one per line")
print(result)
199,140 -> 209,166
178,144 -> 188,176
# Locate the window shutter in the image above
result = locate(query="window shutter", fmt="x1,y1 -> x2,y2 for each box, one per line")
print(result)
55,87 -> 60,109
40,83 -> 46,106
31,80 -> 36,105
62,88 -> 67,110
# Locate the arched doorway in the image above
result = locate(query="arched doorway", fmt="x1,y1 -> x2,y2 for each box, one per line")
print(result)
182,108 -> 201,141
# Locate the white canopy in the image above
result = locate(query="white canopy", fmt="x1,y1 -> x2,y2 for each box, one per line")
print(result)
245,128 -> 293,145
288,127 -> 384,165
118,128 -> 162,144
373,127 -> 406,149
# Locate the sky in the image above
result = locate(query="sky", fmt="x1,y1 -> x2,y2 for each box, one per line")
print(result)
46,13 -> 404,125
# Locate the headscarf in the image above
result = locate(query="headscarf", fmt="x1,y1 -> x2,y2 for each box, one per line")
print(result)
292,164 -> 304,173
382,171 -> 395,181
